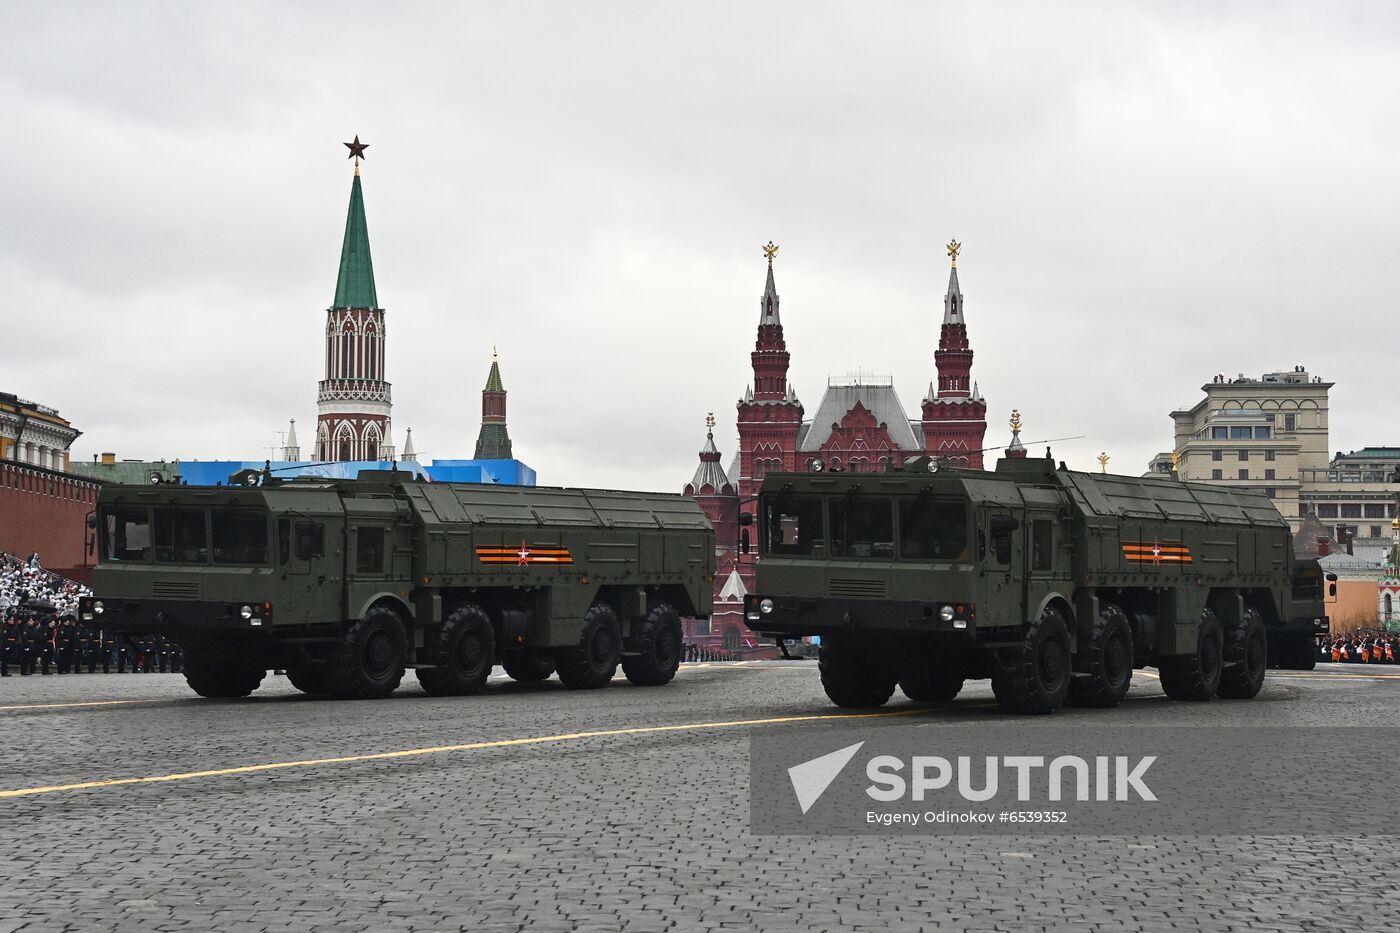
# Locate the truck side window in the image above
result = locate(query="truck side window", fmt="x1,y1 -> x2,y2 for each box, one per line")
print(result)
988,516 -> 1016,566
356,527 -> 386,574
1032,520 -> 1053,571
295,521 -> 324,559
278,519 -> 291,564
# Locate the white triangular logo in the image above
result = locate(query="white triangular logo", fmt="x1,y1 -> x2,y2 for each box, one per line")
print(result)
787,741 -> 865,815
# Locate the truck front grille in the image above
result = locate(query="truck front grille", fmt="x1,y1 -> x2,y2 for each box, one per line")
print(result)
151,581 -> 201,599
828,578 -> 887,599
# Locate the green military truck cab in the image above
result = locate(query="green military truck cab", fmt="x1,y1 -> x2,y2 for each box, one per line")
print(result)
82,471 -> 714,700
745,454 -> 1321,714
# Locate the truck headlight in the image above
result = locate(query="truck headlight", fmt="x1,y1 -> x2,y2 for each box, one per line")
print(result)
93,600 -> 104,615
760,598 -> 774,614
240,605 -> 253,620
939,605 -> 956,622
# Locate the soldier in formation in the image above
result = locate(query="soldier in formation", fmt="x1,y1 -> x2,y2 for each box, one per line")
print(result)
1319,631 -> 1400,664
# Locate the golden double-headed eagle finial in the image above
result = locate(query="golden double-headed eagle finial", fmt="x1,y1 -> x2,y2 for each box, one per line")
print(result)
1009,409 -> 1022,434
762,241 -> 779,267
947,239 -> 961,268
705,412 -> 716,430
1098,451 -> 1111,473
1170,450 -> 1181,470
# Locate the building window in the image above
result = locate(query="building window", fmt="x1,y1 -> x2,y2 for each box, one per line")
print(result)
1316,504 -> 1338,519
1254,427 -> 1271,439
1265,469 -> 1276,480
1365,504 -> 1386,518
1299,503 -> 1310,516
1284,413 -> 1296,431
1341,504 -> 1362,519
1265,488 -> 1276,499
1238,450 -> 1249,461
1230,427 -> 1252,440
1238,469 -> 1248,480
1265,450 -> 1276,462
1371,526 -> 1383,539
1211,469 -> 1222,480
1212,450 -> 1223,461
1212,427 -> 1228,439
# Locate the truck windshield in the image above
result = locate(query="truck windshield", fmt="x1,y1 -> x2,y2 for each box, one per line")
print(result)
154,509 -> 208,563
212,511 -> 270,565
831,494 -> 895,559
900,497 -> 969,560
101,507 -> 152,562
764,494 -> 825,557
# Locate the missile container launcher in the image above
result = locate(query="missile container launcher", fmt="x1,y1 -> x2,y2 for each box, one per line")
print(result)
744,454 -> 1323,713
81,470 -> 714,700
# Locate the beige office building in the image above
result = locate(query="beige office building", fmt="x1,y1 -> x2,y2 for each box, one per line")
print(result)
1158,367 -> 1331,530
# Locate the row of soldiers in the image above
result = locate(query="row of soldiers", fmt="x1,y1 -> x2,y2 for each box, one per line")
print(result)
1,610 -> 182,676
1319,633 -> 1400,664
682,644 -> 738,662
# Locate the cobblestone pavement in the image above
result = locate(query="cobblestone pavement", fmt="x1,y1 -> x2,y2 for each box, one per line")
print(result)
2,662 -> 1398,932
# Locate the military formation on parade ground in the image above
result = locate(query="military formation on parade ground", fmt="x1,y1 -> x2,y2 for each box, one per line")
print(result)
1320,632 -> 1400,664
1,611 -> 181,676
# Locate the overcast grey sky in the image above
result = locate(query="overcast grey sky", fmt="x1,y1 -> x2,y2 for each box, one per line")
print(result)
3,2 -> 1397,491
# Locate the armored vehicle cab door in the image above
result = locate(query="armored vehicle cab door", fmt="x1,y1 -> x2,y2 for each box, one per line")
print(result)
978,507 -> 1023,624
1022,510 -> 1061,620
347,493 -> 416,615
275,509 -> 343,626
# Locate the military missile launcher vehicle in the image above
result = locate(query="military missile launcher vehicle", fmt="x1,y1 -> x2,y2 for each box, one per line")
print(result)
743,453 -> 1323,713
80,470 -> 714,700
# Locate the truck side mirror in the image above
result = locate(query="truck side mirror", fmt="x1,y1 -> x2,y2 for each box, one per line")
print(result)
740,528 -> 750,556
738,512 -> 753,527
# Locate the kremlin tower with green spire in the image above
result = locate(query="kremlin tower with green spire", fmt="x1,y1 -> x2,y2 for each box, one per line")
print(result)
316,137 -> 394,462
473,350 -> 513,460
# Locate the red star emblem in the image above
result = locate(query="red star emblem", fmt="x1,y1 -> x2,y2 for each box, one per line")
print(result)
517,541 -> 531,566
1151,541 -> 1163,565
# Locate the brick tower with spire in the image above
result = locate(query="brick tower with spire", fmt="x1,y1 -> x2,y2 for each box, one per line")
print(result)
683,414 -> 744,642
736,242 -> 804,504
474,350 -> 513,460
316,138 -> 393,462
921,240 -> 988,467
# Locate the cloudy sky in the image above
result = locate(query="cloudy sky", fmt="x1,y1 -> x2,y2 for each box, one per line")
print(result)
3,2 -> 1397,491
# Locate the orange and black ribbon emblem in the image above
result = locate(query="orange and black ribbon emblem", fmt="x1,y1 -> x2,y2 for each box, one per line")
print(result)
1121,542 -> 1192,565
476,542 -> 575,567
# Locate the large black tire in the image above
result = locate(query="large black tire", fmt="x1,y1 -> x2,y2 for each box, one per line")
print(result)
622,602 -> 683,686
286,664 -> 330,696
819,633 -> 897,708
416,604 -> 495,697
1157,608 -> 1223,701
896,644 -> 964,703
555,602 -> 622,689
1218,608 -> 1267,699
992,607 -> 1071,715
500,650 -> 555,683
1067,603 -> 1134,708
329,606 -> 406,700
182,648 -> 265,699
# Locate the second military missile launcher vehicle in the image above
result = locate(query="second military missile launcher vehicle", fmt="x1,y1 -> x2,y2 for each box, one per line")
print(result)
744,453 -> 1324,714
81,469 -> 714,700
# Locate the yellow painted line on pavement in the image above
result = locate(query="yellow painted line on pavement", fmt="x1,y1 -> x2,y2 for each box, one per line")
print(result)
0,707 -> 922,800
1270,671 -> 1400,681
0,699 -> 158,713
